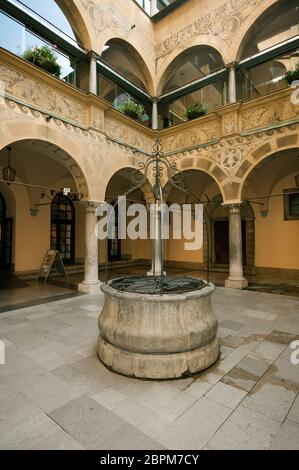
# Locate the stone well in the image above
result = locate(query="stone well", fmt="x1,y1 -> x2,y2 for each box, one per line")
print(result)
98,277 -> 219,379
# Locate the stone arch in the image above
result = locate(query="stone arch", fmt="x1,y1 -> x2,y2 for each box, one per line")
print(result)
156,39 -> 228,95
163,160 -> 226,203
0,119 -> 91,200
103,166 -> 154,205
239,133 -> 299,200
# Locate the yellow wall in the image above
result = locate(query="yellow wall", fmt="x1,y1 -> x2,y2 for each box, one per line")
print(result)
254,175 -> 299,270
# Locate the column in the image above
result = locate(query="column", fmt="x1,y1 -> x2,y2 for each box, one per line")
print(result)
152,97 -> 159,131
150,0 -> 159,16
78,201 -> 101,294
147,202 -> 165,276
88,51 -> 98,95
228,62 -> 237,104
225,204 -> 248,289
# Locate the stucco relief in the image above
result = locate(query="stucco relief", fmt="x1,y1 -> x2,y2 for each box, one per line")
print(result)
220,147 -> 242,169
0,65 -> 87,125
105,116 -> 153,152
155,0 -> 264,62
161,120 -> 221,152
240,98 -> 298,131
79,0 -> 154,58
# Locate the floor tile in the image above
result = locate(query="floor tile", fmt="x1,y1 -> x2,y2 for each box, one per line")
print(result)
205,382 -> 247,409
206,406 -> 281,450
158,397 -> 232,450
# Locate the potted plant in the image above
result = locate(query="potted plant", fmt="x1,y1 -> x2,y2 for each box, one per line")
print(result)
284,63 -> 299,85
22,45 -> 61,78
185,102 -> 209,120
117,101 -> 145,121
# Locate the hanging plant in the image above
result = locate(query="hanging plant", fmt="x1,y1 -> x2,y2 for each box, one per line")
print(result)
116,101 -> 145,121
284,63 -> 299,85
185,102 -> 209,120
22,45 -> 61,78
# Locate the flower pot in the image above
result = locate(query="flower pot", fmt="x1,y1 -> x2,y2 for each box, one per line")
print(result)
285,72 -> 299,85
27,57 -> 60,77
124,110 -> 139,120
187,110 -> 206,120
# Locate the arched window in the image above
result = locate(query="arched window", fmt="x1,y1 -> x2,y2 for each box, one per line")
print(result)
101,39 -> 149,91
51,193 -> 75,264
15,0 -> 76,39
161,46 -> 225,94
237,0 -> 299,101
239,0 -> 299,60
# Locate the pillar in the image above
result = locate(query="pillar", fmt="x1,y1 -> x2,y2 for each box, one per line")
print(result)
88,51 -> 98,95
225,204 -> 248,289
150,0 -> 159,16
152,97 -> 159,131
78,201 -> 101,294
228,62 -> 237,104
147,202 -> 165,276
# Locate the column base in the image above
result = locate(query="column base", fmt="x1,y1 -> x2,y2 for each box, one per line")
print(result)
78,281 -> 102,294
147,270 -> 166,277
225,277 -> 248,289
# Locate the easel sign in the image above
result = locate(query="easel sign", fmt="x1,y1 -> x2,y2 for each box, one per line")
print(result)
37,250 -> 68,283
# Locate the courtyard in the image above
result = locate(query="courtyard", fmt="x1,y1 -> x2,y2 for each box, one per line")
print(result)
0,287 -> 298,450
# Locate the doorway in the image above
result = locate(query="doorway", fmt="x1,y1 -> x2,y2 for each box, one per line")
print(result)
0,193 -> 13,272
213,219 -> 247,267
51,193 -> 75,264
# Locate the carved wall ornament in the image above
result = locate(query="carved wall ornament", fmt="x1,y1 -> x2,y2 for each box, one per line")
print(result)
220,147 -> 242,170
0,65 -> 87,125
79,0 -> 154,58
155,0 -> 264,61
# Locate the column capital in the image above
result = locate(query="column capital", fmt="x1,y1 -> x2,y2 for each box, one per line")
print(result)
87,50 -> 98,60
222,201 -> 243,210
152,96 -> 160,103
81,199 -> 105,210
226,61 -> 237,70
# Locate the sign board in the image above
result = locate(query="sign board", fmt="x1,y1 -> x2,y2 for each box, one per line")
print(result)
37,250 -> 68,282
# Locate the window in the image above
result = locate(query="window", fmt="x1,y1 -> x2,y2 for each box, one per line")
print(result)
284,189 -> 299,220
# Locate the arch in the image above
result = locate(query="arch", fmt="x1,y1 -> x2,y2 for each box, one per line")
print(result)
234,0 -> 299,63
101,37 -> 154,94
163,163 -> 226,204
55,0 -> 92,50
104,166 -> 154,205
156,40 -> 227,95
239,137 -> 299,200
51,191 -> 75,264
163,167 -> 224,203
0,120 -> 91,200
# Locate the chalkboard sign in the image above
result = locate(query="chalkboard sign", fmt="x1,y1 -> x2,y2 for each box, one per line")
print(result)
37,250 -> 68,282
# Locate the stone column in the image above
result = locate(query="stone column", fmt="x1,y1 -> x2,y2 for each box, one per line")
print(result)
228,62 -> 237,104
78,201 -> 101,294
150,0 -> 159,16
152,97 -> 159,130
225,204 -> 248,289
88,51 -> 98,95
148,202 -> 165,276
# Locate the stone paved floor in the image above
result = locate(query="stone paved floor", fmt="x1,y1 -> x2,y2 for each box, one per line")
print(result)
0,287 -> 298,450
